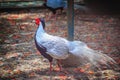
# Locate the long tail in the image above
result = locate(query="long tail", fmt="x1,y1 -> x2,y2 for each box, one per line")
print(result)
63,41 -> 118,70
77,46 -> 117,69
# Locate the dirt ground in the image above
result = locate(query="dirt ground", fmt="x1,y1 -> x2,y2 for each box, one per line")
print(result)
0,8 -> 120,80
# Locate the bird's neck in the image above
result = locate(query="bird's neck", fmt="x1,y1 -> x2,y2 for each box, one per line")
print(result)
36,24 -> 45,37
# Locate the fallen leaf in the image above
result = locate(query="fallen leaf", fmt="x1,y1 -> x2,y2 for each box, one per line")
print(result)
28,72 -> 36,77
87,70 -> 94,75
74,68 -> 85,73
20,25 -> 26,30
0,61 -> 3,65
114,75 -> 119,79
58,74 -> 67,80
11,78 -> 16,80
36,51 -> 41,55
51,29 -> 56,33
54,67 -> 60,72
13,69 -> 22,75
5,53 -> 19,59
84,64 -> 91,69
8,19 -> 16,25
12,35 -> 20,39
23,52 -> 31,57
11,15 -> 19,19
79,69 -> 85,73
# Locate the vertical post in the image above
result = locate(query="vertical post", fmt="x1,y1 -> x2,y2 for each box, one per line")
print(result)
67,0 -> 74,41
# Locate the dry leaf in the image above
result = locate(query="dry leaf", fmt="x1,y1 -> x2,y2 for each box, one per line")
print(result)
28,72 -> 36,77
58,74 -> 67,80
87,70 -> 94,75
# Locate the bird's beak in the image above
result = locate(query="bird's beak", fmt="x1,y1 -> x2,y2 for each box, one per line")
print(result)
32,20 -> 38,27
32,20 -> 35,23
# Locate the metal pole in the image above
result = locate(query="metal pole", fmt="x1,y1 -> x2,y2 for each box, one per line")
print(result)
67,0 -> 74,41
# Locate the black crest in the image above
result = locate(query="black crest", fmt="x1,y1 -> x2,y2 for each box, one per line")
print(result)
40,18 -> 45,29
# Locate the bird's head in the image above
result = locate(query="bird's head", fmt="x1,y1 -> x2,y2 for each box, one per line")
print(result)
35,18 -> 45,29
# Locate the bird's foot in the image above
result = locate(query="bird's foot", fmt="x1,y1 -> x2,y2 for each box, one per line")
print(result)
46,68 -> 54,75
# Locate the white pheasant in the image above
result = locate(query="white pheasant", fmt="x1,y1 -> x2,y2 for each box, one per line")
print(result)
34,18 -> 117,72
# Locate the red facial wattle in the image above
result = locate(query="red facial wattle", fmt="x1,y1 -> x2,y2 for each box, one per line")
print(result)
35,18 -> 40,25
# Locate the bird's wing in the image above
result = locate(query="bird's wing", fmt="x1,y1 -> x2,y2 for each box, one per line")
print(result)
37,35 -> 69,59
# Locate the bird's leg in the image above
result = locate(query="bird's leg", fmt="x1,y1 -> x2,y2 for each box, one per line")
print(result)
56,59 -> 69,74
50,62 -> 52,71
57,59 -> 62,71
46,62 -> 53,74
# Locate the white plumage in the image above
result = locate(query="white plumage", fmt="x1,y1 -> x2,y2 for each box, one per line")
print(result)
35,18 -> 117,71
35,18 -> 69,60
36,34 -> 69,59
